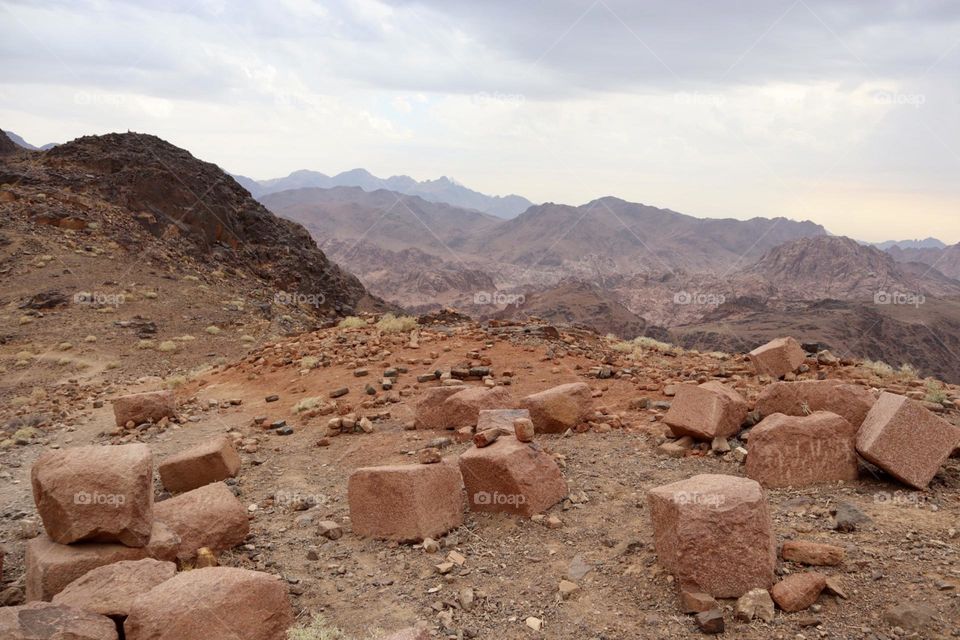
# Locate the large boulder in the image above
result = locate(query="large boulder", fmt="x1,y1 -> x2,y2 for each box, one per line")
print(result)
348,460 -> 464,541
153,482 -> 249,561
648,474 -> 776,598
745,412 -> 859,488
31,444 -> 154,547
0,602 -> 118,640
413,386 -> 468,430
112,390 -> 175,427
663,381 -> 749,441
157,435 -> 241,493
458,436 -> 567,516
25,523 -> 179,602
53,558 -> 176,619
124,567 -> 293,640
755,379 -> 875,427
856,392 -> 960,489
748,337 -> 806,379
519,382 -> 593,434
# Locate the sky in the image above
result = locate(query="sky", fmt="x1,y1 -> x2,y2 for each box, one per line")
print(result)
2,0 -> 959,243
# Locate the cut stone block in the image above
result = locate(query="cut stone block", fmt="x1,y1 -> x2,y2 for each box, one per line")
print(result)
749,337 -> 806,379
441,386 -> 514,429
648,474 -> 776,598
124,567 -> 293,640
112,390 -> 175,427
413,386 -> 467,430
476,409 -> 531,434
663,382 -> 749,441
348,460 -> 464,541
756,379 -> 875,427
31,443 -> 154,547
157,435 -> 241,493
25,523 -> 179,602
458,436 -> 568,516
53,558 -> 176,619
0,602 -> 118,640
745,412 -> 859,488
856,392 -> 960,489
519,382 -> 593,433
153,482 -> 249,561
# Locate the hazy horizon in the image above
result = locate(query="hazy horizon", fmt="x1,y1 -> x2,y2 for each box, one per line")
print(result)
3,0 -> 960,242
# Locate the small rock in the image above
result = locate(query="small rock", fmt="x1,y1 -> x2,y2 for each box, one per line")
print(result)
695,609 -> 725,634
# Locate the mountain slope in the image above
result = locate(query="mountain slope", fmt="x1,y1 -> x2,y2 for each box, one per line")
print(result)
0,129 -> 17,155
241,168 -> 535,218
469,197 -> 828,272
4,130 -> 57,151
886,243 -> 960,281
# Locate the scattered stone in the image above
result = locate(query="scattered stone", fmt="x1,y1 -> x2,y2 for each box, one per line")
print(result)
781,540 -> 845,566
823,577 -> 847,599
153,481 -> 249,561
52,558 -> 176,619
882,602 -> 936,632
663,381 -> 749,441
472,428 -> 500,448
422,538 -> 440,553
157,435 -> 241,493
317,520 -> 342,540
513,417 -> 535,442
112,390 -> 175,427
0,602 -> 118,640
348,461 -> 464,541
459,436 -> 567,516
856,392 -> 960,489
329,387 -> 349,398
748,336 -> 806,379
658,436 -> 694,458
124,567 -> 293,640
418,448 -> 442,464
265,394 -> 279,403
694,609 -> 725,634
756,379 -> 875,427
558,580 -> 579,600
31,443 -> 154,547
680,585 -> 718,613
745,412 -> 858,488
770,572 -> 827,612
525,617 -> 543,631
520,382 -> 594,433
648,474 -> 775,597
735,588 -> 776,622
831,501 -> 871,532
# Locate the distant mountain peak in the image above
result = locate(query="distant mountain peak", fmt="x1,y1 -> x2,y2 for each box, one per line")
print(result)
234,167 -> 535,219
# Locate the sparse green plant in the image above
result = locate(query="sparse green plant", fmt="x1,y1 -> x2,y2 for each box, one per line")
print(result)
299,356 -> 319,370
861,360 -> 894,378
204,325 -> 221,335
375,313 -> 417,333
287,615 -> 345,640
337,316 -> 367,329
924,380 -> 948,404
165,375 -> 188,389
897,363 -> 918,380
292,396 -> 325,414
157,341 -> 178,352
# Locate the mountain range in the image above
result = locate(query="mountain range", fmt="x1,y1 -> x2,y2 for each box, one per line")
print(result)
3,130 -> 58,151
235,168 -> 534,219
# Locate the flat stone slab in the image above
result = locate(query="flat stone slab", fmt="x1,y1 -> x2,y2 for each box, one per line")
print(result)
756,379 -> 875,427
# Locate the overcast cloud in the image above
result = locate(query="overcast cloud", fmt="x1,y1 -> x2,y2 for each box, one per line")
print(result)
2,0 -> 959,241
